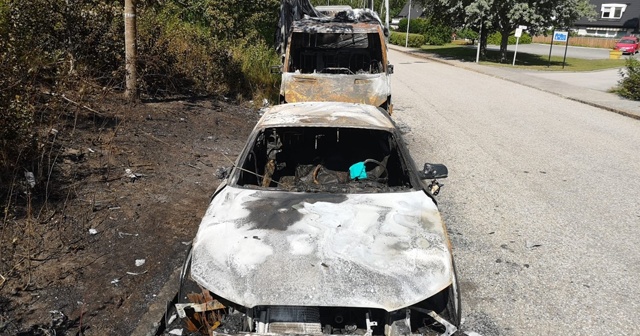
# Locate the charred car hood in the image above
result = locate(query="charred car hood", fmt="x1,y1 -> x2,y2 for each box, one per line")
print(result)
190,187 -> 453,311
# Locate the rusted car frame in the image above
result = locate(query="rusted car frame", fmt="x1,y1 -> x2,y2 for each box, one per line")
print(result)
172,102 -> 459,336
275,8 -> 394,113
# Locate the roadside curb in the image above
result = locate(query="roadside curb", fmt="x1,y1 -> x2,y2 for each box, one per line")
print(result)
131,267 -> 181,336
388,45 -> 640,121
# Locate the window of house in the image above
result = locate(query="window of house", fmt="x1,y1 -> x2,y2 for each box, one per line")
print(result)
601,4 -> 627,19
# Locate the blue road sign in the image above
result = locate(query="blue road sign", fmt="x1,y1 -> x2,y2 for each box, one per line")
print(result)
553,31 -> 568,42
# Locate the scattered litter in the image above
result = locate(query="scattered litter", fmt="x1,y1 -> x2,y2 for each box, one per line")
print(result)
50,128 -> 59,135
321,262 -> 329,268
118,231 -> 139,238
262,98 -> 269,107
252,236 -> 260,240
167,313 -> 177,325
124,168 -> 144,181
126,270 -> 148,276
49,310 -> 67,328
87,148 -> 96,153
525,240 -> 542,248
24,171 -> 36,189
0,273 -> 5,286
179,118 -> 186,122
110,278 -> 120,285
88,228 -> 98,235
109,206 -> 121,210
466,332 -> 483,336
181,241 -> 191,246
168,328 -> 183,335
135,259 -> 146,267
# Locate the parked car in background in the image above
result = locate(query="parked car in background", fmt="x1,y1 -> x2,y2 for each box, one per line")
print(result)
615,36 -> 639,54
173,102 -> 460,336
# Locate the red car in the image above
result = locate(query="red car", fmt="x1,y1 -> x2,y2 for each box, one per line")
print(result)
615,36 -> 639,54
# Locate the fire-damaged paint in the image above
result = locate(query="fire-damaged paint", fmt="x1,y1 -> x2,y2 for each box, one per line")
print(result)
281,73 -> 390,107
177,103 -> 459,336
256,102 -> 395,131
278,12 -> 393,112
190,188 -> 453,311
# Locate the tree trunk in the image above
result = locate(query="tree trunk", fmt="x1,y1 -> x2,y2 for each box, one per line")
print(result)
499,29 -> 510,63
124,0 -> 138,101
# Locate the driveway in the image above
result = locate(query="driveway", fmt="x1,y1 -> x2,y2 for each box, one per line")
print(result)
487,43 -> 638,60
520,68 -> 623,92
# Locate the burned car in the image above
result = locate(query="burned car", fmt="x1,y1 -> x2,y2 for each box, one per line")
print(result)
274,4 -> 393,112
175,102 -> 459,336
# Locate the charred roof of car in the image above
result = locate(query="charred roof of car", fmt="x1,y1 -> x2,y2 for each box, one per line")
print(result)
256,102 -> 395,131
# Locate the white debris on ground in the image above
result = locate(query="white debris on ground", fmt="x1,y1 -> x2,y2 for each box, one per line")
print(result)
168,328 -> 183,335
135,259 -> 146,267
88,228 -> 98,235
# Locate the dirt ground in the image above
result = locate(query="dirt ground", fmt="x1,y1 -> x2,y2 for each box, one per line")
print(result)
0,95 -> 259,335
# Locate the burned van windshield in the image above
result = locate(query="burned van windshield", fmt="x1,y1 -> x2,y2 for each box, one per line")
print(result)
288,32 -> 384,74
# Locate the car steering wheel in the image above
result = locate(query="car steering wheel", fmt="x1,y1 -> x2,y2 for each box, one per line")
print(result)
363,159 -> 388,180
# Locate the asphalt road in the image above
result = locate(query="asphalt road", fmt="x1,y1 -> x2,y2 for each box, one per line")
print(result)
389,49 -> 640,335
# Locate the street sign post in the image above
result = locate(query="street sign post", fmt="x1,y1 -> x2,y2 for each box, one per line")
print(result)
548,31 -> 570,68
548,30 -> 569,68
513,28 -> 523,66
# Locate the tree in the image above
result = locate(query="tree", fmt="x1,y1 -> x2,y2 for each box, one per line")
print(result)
418,0 -> 595,61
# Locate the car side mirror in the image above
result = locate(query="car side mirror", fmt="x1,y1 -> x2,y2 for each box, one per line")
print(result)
420,163 -> 448,179
387,64 -> 394,75
270,65 -> 282,74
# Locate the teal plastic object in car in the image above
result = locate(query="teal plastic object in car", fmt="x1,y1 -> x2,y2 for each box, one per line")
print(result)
349,162 -> 367,180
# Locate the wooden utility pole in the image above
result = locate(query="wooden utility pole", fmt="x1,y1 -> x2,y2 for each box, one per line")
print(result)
124,0 -> 138,101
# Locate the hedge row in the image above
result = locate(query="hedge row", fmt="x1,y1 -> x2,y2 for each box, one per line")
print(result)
487,32 -> 532,45
389,31 -> 426,48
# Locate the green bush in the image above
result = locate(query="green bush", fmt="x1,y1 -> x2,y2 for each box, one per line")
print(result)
456,28 -> 478,41
389,31 -> 426,48
618,58 -> 640,101
397,18 -> 451,45
487,32 -> 532,45
424,23 -> 452,45
397,18 -> 429,35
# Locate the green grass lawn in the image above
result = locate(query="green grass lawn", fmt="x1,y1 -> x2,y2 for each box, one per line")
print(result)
419,44 -> 628,71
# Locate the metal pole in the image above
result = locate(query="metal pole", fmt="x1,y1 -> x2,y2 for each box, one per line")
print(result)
124,0 -> 138,101
547,30 -> 555,68
476,20 -> 482,63
562,32 -> 570,69
512,36 -> 520,66
405,0 -> 411,48
385,0 -> 390,32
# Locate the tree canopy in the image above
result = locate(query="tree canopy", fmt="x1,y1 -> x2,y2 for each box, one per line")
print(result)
418,0 -> 596,61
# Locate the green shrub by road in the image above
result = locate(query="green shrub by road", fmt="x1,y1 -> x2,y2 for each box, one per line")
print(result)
390,31 -> 426,48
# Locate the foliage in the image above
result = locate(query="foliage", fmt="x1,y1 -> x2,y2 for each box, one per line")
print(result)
456,28 -> 478,41
617,58 -> 640,101
0,0 -> 283,191
389,31 -> 426,48
487,32 -> 531,45
310,0 -> 406,19
417,0 -> 596,60
397,18 -> 451,45
398,18 -> 429,34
